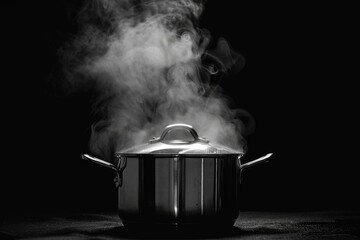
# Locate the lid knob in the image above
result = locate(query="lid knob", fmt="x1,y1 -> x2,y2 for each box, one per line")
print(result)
150,124 -> 209,144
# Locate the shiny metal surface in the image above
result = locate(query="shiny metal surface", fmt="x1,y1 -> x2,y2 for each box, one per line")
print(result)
81,154 -> 126,187
239,153 -> 272,170
114,155 -> 240,225
82,124 -> 272,226
119,123 -> 244,155
173,157 -> 179,218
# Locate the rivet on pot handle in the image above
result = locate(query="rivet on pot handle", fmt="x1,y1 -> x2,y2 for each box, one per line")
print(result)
238,153 -> 273,183
81,154 -> 127,187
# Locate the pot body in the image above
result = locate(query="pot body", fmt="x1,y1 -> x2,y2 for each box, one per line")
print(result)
82,124 -> 271,227
117,155 -> 240,226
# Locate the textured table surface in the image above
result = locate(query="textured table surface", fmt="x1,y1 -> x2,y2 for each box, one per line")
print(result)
1,211 -> 359,239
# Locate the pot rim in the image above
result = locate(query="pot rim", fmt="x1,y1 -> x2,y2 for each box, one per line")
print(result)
115,153 -> 244,158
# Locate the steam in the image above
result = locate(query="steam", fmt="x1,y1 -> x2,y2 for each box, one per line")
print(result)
59,0 -> 250,161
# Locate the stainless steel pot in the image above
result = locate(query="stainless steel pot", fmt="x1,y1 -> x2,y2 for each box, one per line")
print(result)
82,123 -> 272,227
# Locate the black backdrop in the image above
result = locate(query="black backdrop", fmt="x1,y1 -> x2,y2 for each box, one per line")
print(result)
1,1 -> 358,215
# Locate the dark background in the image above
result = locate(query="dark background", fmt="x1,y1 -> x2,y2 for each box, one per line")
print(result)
1,1 -> 358,216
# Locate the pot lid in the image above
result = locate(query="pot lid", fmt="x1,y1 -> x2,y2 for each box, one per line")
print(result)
118,123 -> 244,156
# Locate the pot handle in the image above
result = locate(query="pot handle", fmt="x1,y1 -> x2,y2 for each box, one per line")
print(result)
81,154 -> 126,187
238,153 -> 272,183
239,153 -> 272,171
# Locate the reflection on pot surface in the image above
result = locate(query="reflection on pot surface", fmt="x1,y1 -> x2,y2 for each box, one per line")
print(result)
82,124 -> 272,227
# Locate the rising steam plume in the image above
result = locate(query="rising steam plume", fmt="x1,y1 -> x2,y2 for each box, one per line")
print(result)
59,0 -> 252,161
